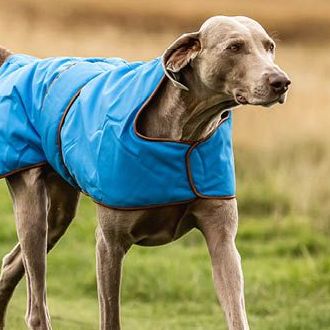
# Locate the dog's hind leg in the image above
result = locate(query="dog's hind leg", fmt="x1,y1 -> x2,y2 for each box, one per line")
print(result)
4,167 -> 50,329
43,170 -> 80,251
194,199 -> 250,330
0,168 -> 79,329
0,243 -> 24,329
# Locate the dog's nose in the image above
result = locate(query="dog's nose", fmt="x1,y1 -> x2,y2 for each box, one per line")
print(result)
269,74 -> 291,94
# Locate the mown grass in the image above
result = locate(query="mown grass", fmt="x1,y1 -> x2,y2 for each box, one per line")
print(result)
1,161 -> 330,329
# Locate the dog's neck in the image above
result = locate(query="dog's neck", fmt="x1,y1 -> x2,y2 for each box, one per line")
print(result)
138,77 -> 238,141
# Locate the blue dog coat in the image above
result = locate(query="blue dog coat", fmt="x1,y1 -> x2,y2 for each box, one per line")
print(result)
0,54 -> 236,208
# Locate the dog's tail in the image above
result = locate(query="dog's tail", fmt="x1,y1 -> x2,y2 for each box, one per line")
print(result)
0,46 -> 13,66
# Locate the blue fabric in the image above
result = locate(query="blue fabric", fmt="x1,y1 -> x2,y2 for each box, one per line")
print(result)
0,54 -> 236,208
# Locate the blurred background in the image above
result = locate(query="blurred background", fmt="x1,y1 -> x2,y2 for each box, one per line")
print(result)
0,0 -> 329,329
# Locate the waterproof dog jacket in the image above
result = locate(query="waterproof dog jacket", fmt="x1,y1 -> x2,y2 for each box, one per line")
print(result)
0,54 -> 236,208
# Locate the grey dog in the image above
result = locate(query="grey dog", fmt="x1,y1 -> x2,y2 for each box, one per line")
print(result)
0,16 -> 290,330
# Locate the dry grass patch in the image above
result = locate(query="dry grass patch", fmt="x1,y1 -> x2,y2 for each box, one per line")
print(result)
2,0 -> 330,41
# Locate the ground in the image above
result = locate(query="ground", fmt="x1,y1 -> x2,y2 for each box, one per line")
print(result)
0,1 -> 330,328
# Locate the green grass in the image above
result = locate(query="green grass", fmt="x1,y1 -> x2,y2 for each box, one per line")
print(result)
0,176 -> 330,329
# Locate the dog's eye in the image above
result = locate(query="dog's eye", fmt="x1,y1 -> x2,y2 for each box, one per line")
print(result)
227,43 -> 243,52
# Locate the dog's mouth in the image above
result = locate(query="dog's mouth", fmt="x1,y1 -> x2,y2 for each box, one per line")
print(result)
234,93 -> 248,105
234,92 -> 287,107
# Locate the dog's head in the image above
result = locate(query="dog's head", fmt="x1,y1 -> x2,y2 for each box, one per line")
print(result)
163,16 -> 291,107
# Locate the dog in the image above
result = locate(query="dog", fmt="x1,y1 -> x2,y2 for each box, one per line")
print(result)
0,16 -> 290,330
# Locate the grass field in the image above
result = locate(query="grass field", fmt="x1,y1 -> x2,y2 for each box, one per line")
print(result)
1,185 -> 330,329
0,0 -> 330,329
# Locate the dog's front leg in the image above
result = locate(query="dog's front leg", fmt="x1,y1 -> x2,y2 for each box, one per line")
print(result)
6,169 -> 51,330
96,206 -> 132,330
195,199 -> 249,330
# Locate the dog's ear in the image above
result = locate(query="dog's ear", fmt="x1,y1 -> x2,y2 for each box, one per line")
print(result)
163,32 -> 201,73
162,32 -> 201,91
